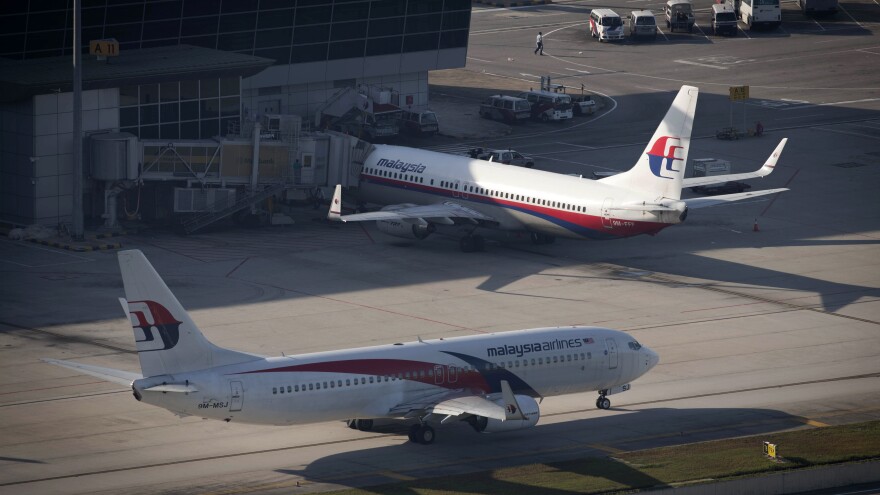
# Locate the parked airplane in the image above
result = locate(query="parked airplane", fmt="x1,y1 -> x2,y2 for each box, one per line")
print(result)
328,85 -> 789,252
45,250 -> 658,444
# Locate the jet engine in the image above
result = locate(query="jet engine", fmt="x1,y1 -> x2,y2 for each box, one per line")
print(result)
376,219 -> 435,240
466,395 -> 540,433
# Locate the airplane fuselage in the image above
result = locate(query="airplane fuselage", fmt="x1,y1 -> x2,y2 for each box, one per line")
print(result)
135,326 -> 656,426
356,145 -> 683,240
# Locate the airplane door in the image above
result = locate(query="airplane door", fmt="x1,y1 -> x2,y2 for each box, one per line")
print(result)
434,364 -> 445,384
605,339 -> 618,369
602,198 -> 613,229
230,381 -> 244,412
447,365 -> 458,383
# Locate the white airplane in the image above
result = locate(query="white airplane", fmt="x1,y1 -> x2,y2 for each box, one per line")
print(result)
45,250 -> 658,444
329,85 -> 789,251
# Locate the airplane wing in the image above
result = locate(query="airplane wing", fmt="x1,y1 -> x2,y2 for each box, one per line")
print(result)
387,381 -> 524,422
43,358 -> 142,386
328,184 -> 494,223
682,138 -> 787,187
684,188 -> 789,209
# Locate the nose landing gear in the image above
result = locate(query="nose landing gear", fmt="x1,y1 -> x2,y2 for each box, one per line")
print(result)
596,390 -> 611,410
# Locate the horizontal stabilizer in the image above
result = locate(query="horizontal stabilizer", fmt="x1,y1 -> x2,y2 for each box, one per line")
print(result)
684,188 -> 789,209
43,358 -> 142,386
683,138 -> 787,187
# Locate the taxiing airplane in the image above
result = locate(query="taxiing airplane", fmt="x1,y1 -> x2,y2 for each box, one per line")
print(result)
45,250 -> 658,444
328,85 -> 789,251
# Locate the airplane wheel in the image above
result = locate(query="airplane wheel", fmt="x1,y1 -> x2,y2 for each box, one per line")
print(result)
356,419 -> 373,431
418,425 -> 435,445
597,397 -> 611,410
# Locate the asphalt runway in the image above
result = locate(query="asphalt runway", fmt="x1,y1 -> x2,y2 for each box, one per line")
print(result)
2,1 -> 879,494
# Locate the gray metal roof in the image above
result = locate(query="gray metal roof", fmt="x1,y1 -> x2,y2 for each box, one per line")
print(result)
0,45 -> 274,103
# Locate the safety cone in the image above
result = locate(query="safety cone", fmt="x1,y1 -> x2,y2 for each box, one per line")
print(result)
753,218 -> 760,232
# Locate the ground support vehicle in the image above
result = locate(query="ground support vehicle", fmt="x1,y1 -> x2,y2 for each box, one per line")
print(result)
629,10 -> 658,39
798,0 -> 838,15
476,149 -> 535,168
711,3 -> 739,35
400,110 -> 439,136
589,9 -> 625,41
479,95 -> 531,123
517,90 -> 574,122
665,0 -> 695,32
739,0 -> 782,29
571,95 -> 597,116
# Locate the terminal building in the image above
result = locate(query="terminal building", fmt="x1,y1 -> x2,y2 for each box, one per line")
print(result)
0,1 -> 471,231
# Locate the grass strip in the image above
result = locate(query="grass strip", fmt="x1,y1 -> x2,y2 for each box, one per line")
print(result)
322,420 -> 880,495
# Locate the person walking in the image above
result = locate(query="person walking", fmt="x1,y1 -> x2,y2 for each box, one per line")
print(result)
534,32 -> 544,55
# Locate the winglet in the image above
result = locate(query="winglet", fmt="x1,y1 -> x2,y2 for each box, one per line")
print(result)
328,184 -> 344,221
757,138 -> 787,177
500,380 -> 526,421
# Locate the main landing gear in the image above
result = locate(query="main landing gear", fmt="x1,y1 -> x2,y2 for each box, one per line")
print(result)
596,390 -> 611,410
408,423 -> 435,444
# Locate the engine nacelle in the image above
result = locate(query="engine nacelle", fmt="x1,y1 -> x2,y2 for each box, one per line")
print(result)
467,395 -> 540,433
376,219 -> 434,240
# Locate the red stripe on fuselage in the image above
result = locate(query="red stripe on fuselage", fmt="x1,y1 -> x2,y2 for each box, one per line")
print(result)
235,358 -> 492,393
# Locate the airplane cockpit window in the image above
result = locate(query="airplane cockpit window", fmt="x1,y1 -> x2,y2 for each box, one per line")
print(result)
628,341 -> 642,350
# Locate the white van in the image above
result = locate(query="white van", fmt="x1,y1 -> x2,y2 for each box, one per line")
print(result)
589,9 -> 625,42
629,10 -> 658,39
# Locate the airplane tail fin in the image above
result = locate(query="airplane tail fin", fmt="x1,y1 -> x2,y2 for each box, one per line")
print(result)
118,250 -> 260,377
600,86 -> 699,200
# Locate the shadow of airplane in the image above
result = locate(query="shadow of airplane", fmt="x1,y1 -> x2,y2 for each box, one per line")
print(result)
273,406 -> 805,493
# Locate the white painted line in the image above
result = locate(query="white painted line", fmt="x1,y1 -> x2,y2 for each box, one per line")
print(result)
565,68 -> 592,74
812,18 -> 826,31
816,126 -> 880,139
520,72 -> 539,78
774,114 -> 826,120
556,142 -> 597,149
674,59 -> 729,69
838,2 -> 864,28
466,56 -> 493,63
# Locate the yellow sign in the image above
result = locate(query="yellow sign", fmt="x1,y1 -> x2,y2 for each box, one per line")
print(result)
763,441 -> 777,458
729,85 -> 749,101
89,39 -> 119,57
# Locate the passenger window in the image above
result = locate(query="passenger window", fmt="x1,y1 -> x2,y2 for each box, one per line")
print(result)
538,358 -> 543,365
309,383 -> 314,390
531,358 -> 536,365
553,356 -> 558,363
574,354 -> 578,361
279,386 -> 284,394
361,377 -> 366,384
330,381 -> 335,388
287,386 -> 292,392
369,377 -> 374,383
508,361 -> 513,368
273,387 -> 277,394
346,379 -> 350,386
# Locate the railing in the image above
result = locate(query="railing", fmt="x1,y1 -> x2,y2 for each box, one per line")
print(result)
180,183 -> 287,234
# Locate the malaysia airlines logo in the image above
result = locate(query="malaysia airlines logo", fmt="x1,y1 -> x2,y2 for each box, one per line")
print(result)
127,300 -> 182,352
646,136 -> 684,180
